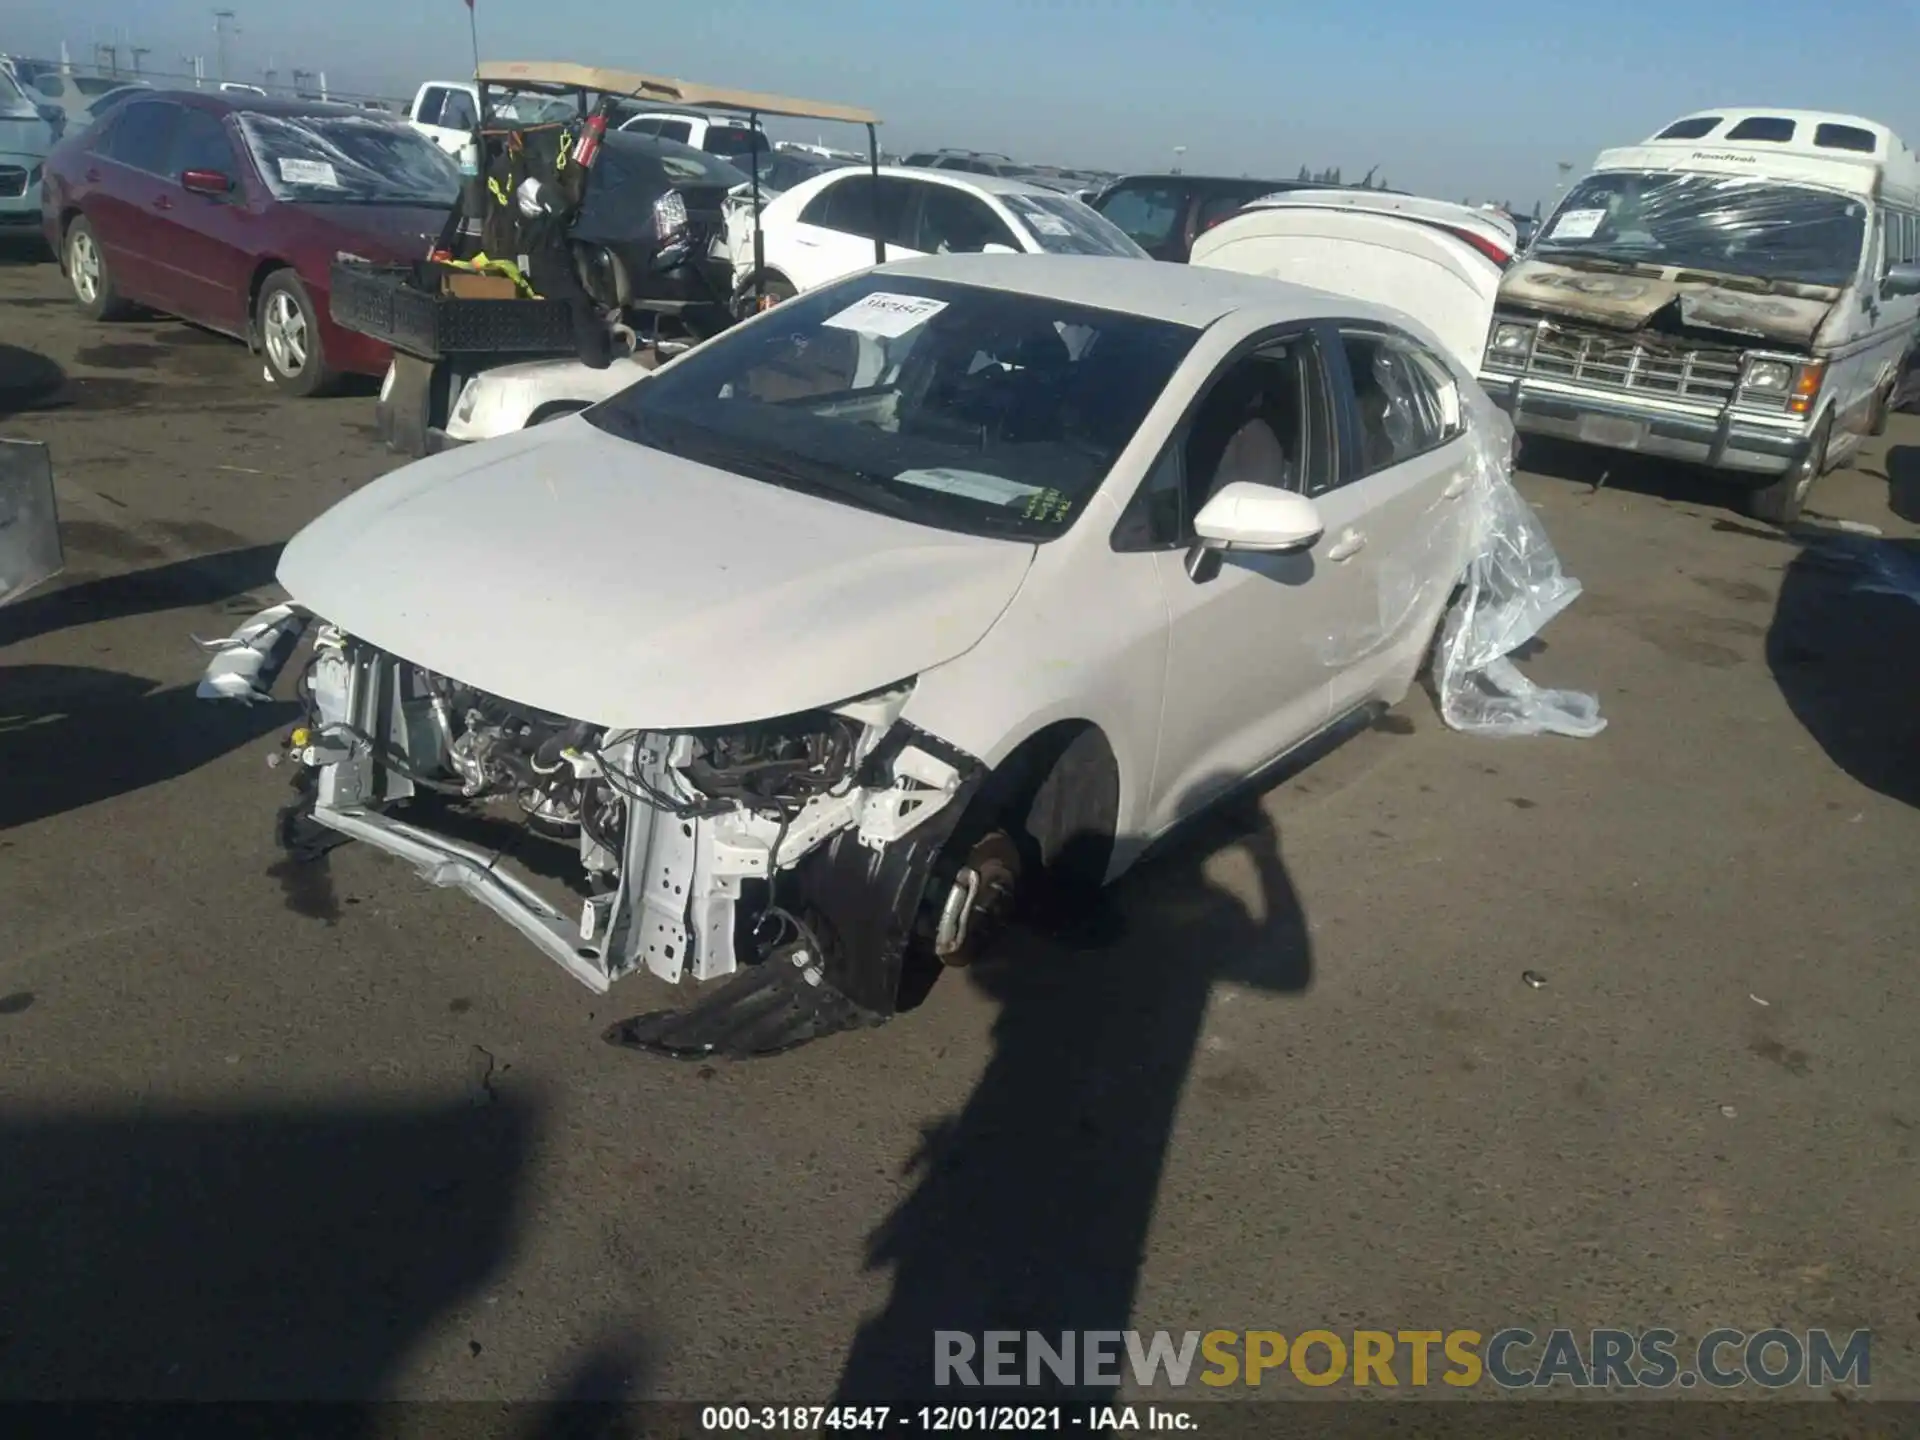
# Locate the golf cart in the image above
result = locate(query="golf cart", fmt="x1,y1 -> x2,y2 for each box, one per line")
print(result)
330,60 -> 883,455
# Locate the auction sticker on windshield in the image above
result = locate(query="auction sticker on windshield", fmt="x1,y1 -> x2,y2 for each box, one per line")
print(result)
822,292 -> 948,339
278,158 -> 341,188
1548,208 -> 1605,241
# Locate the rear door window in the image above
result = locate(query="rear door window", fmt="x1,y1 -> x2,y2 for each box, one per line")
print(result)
912,183 -> 1021,253
655,118 -> 694,144
800,174 -> 916,246
703,125 -> 761,159
438,89 -> 477,131
100,99 -> 181,176
1095,182 -> 1186,251
168,108 -> 237,178
415,86 -> 451,126
1337,329 -> 1462,480
1196,193 -> 1250,234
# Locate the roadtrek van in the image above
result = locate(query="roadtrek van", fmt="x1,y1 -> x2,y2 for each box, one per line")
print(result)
1478,108 -> 1920,524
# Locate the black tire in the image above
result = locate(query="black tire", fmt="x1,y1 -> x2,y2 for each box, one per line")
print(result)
528,402 -> 589,427
64,216 -> 132,321
256,269 -> 340,398
1743,413 -> 1831,528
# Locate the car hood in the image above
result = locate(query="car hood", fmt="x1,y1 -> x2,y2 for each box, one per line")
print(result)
277,417 -> 1037,728
1497,258 -> 1837,346
285,202 -> 449,263
0,116 -> 51,159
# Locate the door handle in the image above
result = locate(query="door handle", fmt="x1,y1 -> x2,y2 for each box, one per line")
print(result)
793,235 -> 820,247
1326,529 -> 1367,562
152,195 -> 173,212
84,168 -> 101,183
1442,473 -> 1471,499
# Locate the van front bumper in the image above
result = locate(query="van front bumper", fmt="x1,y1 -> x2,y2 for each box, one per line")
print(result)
1478,373 -> 1810,477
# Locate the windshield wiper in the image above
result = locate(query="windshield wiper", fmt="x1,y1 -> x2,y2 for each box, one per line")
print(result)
1531,249 -> 1657,274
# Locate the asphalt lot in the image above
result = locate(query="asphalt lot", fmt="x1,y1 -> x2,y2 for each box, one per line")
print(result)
2,241 -> 1918,1407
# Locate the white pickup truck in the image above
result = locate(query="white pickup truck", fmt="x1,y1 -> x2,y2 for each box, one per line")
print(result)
406,80 -> 577,154
407,81 -> 482,154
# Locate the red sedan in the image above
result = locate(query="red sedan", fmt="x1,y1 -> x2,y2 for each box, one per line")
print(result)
40,91 -> 459,395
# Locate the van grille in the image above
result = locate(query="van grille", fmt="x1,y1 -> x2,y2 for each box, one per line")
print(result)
0,167 -> 27,199
1514,321 -> 1742,405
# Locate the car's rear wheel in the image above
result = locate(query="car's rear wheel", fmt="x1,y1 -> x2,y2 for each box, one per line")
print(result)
257,270 -> 340,398
1742,412 -> 1830,528
65,218 -> 132,321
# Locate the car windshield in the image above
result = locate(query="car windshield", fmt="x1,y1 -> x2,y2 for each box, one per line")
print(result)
237,111 -> 460,206
999,191 -> 1147,258
1534,170 -> 1867,289
493,93 -> 575,126
627,132 -> 748,187
586,274 -> 1196,542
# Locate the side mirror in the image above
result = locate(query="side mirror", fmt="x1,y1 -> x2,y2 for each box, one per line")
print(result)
181,169 -> 234,197
980,242 -> 1019,255
1192,481 -> 1324,553
1882,261 -> 1920,299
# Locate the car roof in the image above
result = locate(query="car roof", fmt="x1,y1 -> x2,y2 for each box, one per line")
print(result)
874,251 -> 1403,331
868,164 -> 1074,197
119,88 -> 398,123
1104,173 -> 1309,191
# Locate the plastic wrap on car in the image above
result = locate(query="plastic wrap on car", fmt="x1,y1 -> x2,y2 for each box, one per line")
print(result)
236,112 -> 459,205
1432,396 -> 1606,739
1533,171 -> 1866,292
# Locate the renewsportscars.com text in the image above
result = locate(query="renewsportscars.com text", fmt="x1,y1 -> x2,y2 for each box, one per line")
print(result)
934,1328 -> 1871,1390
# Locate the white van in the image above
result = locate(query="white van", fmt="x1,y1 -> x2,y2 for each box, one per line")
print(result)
1478,108 -> 1920,523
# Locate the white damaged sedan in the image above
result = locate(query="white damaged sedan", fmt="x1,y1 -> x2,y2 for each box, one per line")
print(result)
200,252 -> 1597,1056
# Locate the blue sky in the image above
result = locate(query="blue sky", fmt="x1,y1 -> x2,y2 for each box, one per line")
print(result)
3,0 -> 1914,205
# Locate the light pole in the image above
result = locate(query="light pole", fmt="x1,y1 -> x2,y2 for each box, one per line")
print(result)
212,9 -> 237,83
1171,145 -> 1186,175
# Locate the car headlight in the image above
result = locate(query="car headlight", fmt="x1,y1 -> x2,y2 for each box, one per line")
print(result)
28,163 -> 43,185
651,190 -> 689,244
452,376 -> 481,424
1740,359 -> 1793,394
1739,357 -> 1826,416
1486,321 -> 1535,364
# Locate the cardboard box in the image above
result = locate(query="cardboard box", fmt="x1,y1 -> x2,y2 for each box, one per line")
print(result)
441,270 -> 520,300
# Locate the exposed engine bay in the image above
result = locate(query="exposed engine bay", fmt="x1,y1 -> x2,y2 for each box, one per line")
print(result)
199,608 -> 990,1052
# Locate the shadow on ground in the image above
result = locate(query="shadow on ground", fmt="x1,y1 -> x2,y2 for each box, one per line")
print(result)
1767,534 -> 1920,807
0,664 -> 297,829
1886,444 -> 1920,525
0,541 -> 282,649
834,764 -> 1317,1402
0,1099 -> 542,1402
0,343 -> 64,419
1518,435 -> 1753,515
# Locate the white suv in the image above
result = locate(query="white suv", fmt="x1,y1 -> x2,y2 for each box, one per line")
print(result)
737,166 -> 1146,304
617,110 -> 765,163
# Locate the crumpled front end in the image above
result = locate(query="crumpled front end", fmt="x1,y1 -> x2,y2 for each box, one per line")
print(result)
197,613 -> 990,1054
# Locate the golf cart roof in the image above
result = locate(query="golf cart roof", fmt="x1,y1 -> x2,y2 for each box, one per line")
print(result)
475,61 -> 880,126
